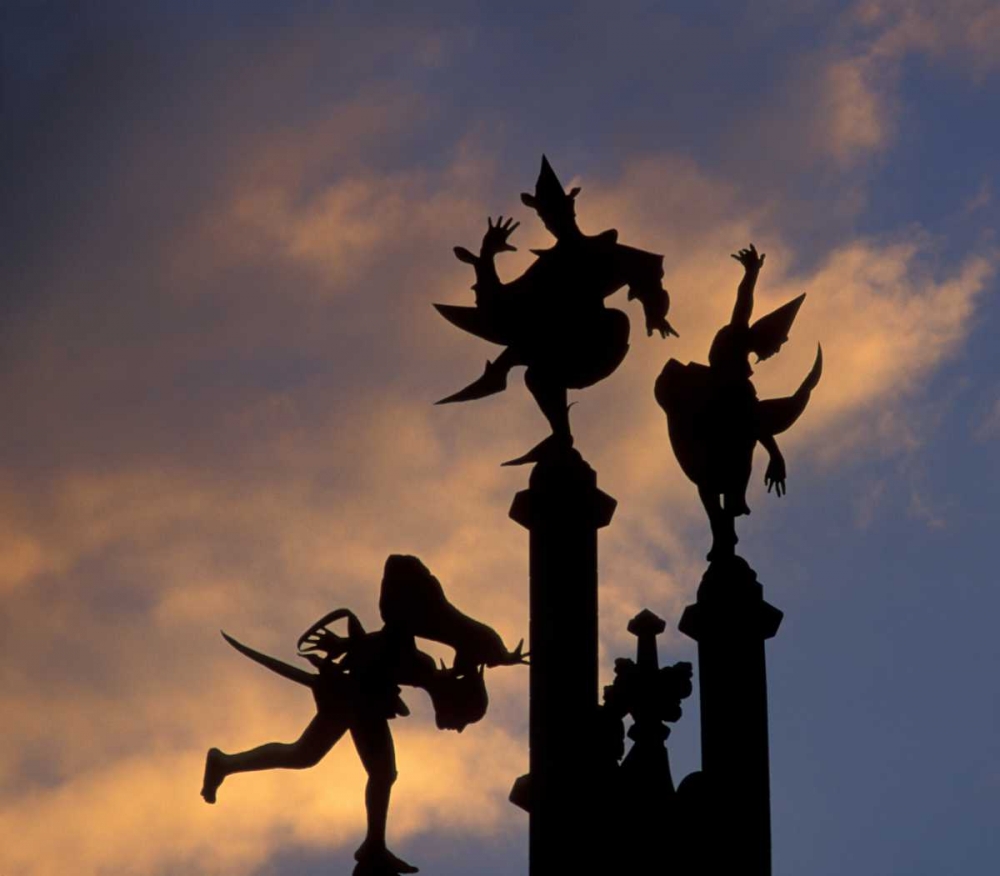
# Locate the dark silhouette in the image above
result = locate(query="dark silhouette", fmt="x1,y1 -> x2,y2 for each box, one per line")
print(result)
509,606 -> 693,872
507,446 -> 616,872
654,244 -> 822,559
436,155 -> 677,465
201,555 -> 526,876
598,610 -> 693,872
678,555 -> 784,876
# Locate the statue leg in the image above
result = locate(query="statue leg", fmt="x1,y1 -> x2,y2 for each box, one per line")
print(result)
524,367 -> 571,440
499,367 -> 574,466
699,485 -> 737,561
201,712 -> 347,803
351,715 -> 418,874
723,488 -> 751,517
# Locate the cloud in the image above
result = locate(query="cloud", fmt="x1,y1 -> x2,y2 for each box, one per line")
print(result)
2,9 -> 997,876
814,0 -> 1000,165
2,133 -> 994,874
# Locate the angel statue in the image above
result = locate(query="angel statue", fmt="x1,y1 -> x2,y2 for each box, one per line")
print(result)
200,555 -> 527,876
654,244 -> 822,561
435,155 -> 677,465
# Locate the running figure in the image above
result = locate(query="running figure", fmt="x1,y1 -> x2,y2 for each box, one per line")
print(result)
201,555 -> 526,876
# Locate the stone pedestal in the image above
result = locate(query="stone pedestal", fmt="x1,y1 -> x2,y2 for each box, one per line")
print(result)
509,448 -> 617,875
679,557 -> 783,876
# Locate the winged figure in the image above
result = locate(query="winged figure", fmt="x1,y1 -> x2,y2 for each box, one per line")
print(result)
200,555 -> 526,876
436,155 -> 676,465
654,244 -> 822,561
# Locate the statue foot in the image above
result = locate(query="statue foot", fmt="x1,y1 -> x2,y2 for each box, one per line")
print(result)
501,432 -> 573,467
435,359 -> 508,404
200,748 -> 225,804
353,841 -> 419,874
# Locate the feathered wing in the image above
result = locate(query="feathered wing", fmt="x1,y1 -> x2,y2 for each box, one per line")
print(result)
757,344 -> 823,436
748,293 -> 806,361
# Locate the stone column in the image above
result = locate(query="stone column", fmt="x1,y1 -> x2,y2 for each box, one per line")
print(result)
679,557 -> 783,876
509,448 -> 617,875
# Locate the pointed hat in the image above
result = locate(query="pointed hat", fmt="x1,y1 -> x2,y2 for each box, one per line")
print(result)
748,293 -> 806,361
521,155 -> 581,211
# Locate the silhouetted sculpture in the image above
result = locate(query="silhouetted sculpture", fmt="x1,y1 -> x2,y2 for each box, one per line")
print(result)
678,556 -> 784,876
507,448 -> 616,872
654,244 -> 822,559
201,555 -> 526,876
436,155 -> 677,464
598,610 -> 693,872
509,607 -> 692,871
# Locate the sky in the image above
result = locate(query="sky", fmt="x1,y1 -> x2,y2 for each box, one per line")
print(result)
2,1 -> 999,874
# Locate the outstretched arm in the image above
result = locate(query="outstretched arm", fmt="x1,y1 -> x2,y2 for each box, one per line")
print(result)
623,248 -> 677,338
759,433 -> 786,497
394,646 -> 440,691
453,216 -> 519,303
730,244 -> 766,330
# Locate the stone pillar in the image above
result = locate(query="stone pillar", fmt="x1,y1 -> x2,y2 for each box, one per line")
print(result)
509,448 -> 617,875
679,557 -> 783,876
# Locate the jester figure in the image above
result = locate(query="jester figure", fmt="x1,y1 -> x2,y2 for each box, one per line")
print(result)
201,555 -> 526,876
654,244 -> 822,560
436,155 -> 677,465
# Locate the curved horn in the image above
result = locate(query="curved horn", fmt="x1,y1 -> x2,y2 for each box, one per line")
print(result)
800,343 -> 823,394
756,345 -> 823,437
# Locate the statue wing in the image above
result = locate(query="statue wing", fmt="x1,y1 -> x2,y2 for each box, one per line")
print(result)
748,293 -> 805,362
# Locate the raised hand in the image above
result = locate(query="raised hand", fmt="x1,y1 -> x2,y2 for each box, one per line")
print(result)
731,243 -> 766,273
481,215 -> 519,257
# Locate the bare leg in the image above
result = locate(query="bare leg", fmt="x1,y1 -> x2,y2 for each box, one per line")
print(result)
500,368 -> 574,466
724,488 -> 751,517
524,367 -> 571,441
201,712 -> 347,803
351,715 -> 417,874
699,486 -> 737,562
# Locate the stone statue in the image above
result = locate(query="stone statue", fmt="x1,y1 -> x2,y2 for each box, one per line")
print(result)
655,244 -> 822,560
201,555 -> 526,875
436,155 -> 676,465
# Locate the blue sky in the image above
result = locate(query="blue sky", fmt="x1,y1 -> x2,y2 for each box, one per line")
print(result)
2,2 -> 999,874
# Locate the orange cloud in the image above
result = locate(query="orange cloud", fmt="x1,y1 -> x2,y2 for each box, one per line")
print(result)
2,43 -> 995,876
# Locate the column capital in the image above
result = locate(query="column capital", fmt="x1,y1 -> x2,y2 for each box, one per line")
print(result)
509,449 -> 617,530
678,556 -> 783,642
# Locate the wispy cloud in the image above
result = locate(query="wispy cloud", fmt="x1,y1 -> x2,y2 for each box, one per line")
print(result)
1,6 -> 997,876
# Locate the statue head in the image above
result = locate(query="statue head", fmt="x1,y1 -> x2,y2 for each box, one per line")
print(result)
521,155 -> 580,239
429,664 -> 488,732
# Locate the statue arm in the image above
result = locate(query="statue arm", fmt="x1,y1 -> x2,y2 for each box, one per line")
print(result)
622,246 -> 677,338
730,244 -> 766,329
394,646 -> 440,692
453,216 -> 519,304
629,280 -> 677,338
758,433 -> 786,497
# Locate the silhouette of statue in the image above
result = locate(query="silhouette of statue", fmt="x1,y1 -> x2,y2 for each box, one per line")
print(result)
654,244 -> 822,560
436,155 -> 677,465
200,555 -> 526,876
597,610 -> 693,871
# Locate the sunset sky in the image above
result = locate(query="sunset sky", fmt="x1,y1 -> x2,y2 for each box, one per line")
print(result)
2,2 -> 999,874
